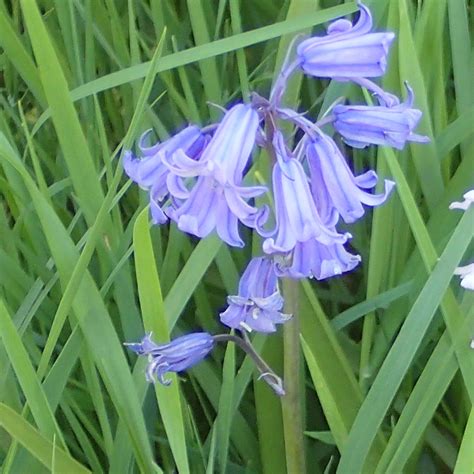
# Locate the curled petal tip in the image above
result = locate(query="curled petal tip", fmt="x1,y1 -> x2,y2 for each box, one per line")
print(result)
296,1 -> 393,79
449,190 -> 474,211
258,372 -> 286,396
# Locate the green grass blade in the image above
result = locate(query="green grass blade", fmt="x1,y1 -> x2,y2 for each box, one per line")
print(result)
0,135 -> 158,473
216,339 -> 235,473
300,282 -> 385,467
133,208 -> 190,474
32,3 -> 356,134
454,408 -> 474,474
397,0 -> 444,211
19,0 -> 106,225
384,147 -> 474,402
337,206 -> 474,474
0,403 -> 90,474
165,235 -> 222,329
0,299 -> 64,446
331,281 -> 414,331
0,6 -> 46,106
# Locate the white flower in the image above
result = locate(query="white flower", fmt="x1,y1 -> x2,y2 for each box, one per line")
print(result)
454,263 -> 474,291
449,189 -> 474,211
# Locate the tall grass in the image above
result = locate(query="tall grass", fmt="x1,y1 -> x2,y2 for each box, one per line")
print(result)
0,0 -> 472,472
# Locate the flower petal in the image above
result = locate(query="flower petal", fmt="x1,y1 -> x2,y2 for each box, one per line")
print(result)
297,2 -> 394,80
220,257 -> 289,333
307,132 -> 394,223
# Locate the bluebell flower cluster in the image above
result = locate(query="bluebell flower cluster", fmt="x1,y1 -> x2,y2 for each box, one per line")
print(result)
125,3 -> 430,383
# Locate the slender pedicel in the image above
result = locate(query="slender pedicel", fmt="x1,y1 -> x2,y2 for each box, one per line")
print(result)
213,333 -> 285,396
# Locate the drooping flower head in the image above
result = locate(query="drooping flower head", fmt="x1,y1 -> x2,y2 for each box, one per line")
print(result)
164,104 -> 269,247
261,131 -> 348,254
220,257 -> 291,332
333,83 -> 430,150
125,332 -> 214,385
275,237 -> 361,280
306,131 -> 395,223
163,104 -> 258,183
296,2 -> 394,80
123,126 -> 207,223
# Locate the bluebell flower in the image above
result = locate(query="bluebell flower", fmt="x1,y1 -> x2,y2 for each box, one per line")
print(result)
306,132 -> 395,224
454,264 -> 474,291
163,103 -> 259,184
164,104 -> 269,247
275,237 -> 361,280
333,84 -> 430,150
296,3 -> 394,79
167,175 -> 268,246
123,126 -> 206,223
125,332 -> 214,385
449,189 -> 474,211
220,257 -> 291,332
262,132 -> 348,254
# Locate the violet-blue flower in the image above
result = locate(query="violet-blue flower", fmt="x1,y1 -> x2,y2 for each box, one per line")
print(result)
296,3 -> 394,79
123,126 -> 206,223
306,132 -> 395,224
125,332 -> 214,385
262,132 -> 348,254
167,175 -> 268,246
220,257 -> 291,332
275,237 -> 361,280
164,104 -> 268,247
333,84 -> 430,150
163,103 -> 259,184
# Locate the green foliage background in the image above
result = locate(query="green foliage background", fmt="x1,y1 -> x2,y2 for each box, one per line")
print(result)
0,0 -> 473,472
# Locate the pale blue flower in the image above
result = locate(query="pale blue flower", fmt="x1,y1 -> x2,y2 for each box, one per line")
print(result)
166,175 -> 267,247
220,257 -> 291,332
296,3 -> 394,79
262,132 -> 348,254
333,84 -> 430,150
454,264 -> 474,291
125,332 -> 214,385
164,104 -> 269,246
123,126 -> 206,223
306,132 -> 395,224
275,237 -> 361,280
163,103 -> 259,185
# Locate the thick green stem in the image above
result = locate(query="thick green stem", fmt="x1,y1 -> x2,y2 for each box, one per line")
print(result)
281,278 -> 306,474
